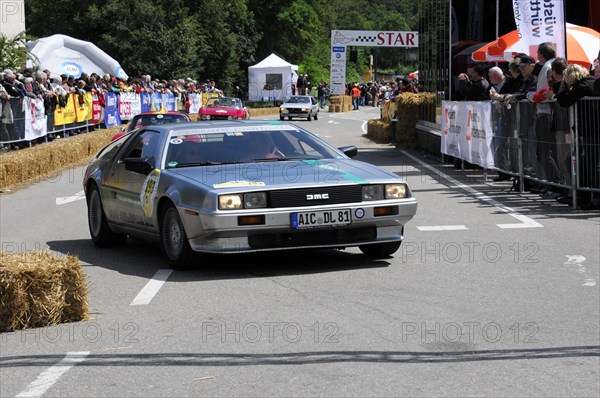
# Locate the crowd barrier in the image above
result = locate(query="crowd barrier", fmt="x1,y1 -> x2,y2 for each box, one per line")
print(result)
0,91 -> 189,146
441,98 -> 600,207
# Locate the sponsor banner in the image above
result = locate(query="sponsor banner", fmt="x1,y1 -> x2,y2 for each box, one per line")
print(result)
104,92 -> 121,127
188,93 -> 202,114
164,93 -> 176,111
119,92 -> 139,121
24,97 -> 47,141
75,93 -> 93,123
441,101 -> 494,169
330,31 -> 347,96
331,30 -> 419,48
140,92 -> 152,113
92,94 -> 102,124
512,0 -> 566,58
151,92 -> 163,112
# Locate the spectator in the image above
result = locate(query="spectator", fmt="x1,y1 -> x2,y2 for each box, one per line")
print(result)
556,64 -> 599,207
503,55 -> 537,102
457,63 -> 489,100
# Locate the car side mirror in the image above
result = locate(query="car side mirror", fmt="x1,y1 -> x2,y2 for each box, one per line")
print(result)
339,146 -> 358,158
124,157 -> 153,174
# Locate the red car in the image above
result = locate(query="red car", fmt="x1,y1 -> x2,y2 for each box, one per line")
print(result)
111,111 -> 191,141
198,97 -> 250,121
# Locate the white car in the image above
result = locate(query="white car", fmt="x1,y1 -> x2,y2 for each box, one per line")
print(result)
279,95 -> 319,121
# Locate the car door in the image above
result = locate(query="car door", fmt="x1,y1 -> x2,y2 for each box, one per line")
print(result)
104,129 -> 161,231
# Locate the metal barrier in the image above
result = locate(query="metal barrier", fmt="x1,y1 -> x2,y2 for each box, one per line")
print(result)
489,97 -> 599,208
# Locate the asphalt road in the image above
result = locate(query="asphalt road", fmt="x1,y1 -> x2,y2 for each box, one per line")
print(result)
1,107 -> 599,397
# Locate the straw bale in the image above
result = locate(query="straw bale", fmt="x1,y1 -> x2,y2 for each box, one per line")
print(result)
0,251 -> 89,332
248,107 -> 279,117
392,93 -> 437,150
0,128 -> 117,190
366,119 -> 392,143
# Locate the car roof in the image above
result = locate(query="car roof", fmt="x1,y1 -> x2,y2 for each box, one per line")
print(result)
149,120 -> 298,133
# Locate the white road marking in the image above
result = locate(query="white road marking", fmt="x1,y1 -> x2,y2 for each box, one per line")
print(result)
130,269 -> 173,305
401,151 -> 543,229
56,190 -> 85,205
16,351 -> 89,398
563,255 -> 596,287
416,225 -> 468,231
327,120 -> 340,124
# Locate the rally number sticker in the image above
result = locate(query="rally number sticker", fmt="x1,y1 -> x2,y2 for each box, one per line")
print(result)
140,169 -> 161,217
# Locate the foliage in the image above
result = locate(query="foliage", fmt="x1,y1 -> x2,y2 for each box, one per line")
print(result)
0,32 -> 30,72
24,0 -> 420,89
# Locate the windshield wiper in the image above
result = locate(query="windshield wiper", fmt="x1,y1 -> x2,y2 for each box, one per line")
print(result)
249,156 -> 321,162
174,161 -> 240,167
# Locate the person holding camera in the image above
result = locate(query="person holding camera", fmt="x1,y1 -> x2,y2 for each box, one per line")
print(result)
457,64 -> 489,101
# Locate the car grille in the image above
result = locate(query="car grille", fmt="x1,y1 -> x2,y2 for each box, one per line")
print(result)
285,107 -> 306,113
268,186 -> 362,208
248,226 -> 377,249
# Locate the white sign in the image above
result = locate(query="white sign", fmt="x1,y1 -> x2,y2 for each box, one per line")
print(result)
331,30 -> 419,48
24,97 -> 47,141
330,44 -> 347,96
441,101 -> 494,169
512,0 -> 566,59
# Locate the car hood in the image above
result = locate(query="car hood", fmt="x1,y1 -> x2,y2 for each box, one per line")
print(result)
200,106 -> 240,115
168,158 -> 402,190
280,103 -> 311,109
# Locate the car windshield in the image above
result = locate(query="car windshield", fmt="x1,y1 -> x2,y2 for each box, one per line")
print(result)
206,97 -> 237,107
128,114 -> 189,131
286,96 -> 310,104
164,125 -> 344,168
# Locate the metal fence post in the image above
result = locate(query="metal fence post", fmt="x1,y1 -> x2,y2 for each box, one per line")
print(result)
571,104 -> 578,209
516,103 -> 524,192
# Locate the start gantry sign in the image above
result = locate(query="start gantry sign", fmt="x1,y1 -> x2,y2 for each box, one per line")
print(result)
332,30 -> 419,48
330,30 -> 419,95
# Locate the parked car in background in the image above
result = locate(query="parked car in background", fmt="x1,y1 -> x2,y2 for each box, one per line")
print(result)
84,120 -> 417,270
279,95 -> 319,121
111,111 -> 191,141
198,96 -> 250,121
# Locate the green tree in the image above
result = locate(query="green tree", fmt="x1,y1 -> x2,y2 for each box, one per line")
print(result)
0,33 -> 30,72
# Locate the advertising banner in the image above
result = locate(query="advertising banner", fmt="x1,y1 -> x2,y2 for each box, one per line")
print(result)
119,92 -> 139,121
24,97 -> 47,141
512,0 -> 566,58
103,92 -> 121,127
441,101 -> 494,169
140,92 -> 152,113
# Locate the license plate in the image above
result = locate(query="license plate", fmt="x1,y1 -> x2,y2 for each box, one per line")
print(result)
290,209 -> 352,229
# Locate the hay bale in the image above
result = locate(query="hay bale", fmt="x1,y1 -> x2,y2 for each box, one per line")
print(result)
248,107 -> 279,117
393,93 -> 436,150
0,128 -> 118,190
366,119 -> 392,143
0,251 -> 89,332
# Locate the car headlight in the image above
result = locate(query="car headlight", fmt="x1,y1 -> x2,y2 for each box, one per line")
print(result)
385,184 -> 408,199
280,107 -> 285,112
218,192 -> 267,210
244,192 -> 267,208
219,194 -> 242,209
362,185 -> 383,201
301,108 -> 308,112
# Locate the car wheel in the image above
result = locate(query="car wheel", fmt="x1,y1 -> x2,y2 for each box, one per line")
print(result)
280,116 -> 284,121
87,184 -> 127,247
160,204 -> 197,270
314,111 -> 318,120
359,241 -> 402,258
307,113 -> 312,121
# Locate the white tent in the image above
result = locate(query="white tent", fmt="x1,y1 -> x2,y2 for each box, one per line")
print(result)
248,53 -> 298,101
26,34 -> 128,80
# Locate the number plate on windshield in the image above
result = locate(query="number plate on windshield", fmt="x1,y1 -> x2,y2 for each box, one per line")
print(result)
290,209 -> 352,229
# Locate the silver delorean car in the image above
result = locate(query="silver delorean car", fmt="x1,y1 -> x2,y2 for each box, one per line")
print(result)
84,120 -> 417,269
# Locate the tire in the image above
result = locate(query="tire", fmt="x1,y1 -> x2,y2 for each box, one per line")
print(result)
307,113 -> 312,121
279,116 -> 284,121
314,111 -> 318,120
359,241 -> 402,258
160,204 -> 197,270
87,185 -> 127,247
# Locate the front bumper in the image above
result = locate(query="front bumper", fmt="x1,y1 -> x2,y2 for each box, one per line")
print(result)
184,198 -> 417,253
